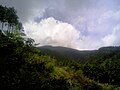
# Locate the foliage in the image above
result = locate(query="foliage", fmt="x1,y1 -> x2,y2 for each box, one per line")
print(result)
0,5 -> 23,32
0,31 -> 112,90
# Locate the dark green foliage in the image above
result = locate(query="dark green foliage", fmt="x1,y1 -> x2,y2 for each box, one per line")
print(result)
38,46 -> 96,63
0,31 -> 109,90
82,47 -> 120,87
83,60 -> 120,85
38,45 -> 120,89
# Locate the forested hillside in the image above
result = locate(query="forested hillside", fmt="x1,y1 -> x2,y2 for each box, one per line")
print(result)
38,46 -> 96,63
0,5 -> 120,90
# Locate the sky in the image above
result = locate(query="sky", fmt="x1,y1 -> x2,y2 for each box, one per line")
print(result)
1,0 -> 120,50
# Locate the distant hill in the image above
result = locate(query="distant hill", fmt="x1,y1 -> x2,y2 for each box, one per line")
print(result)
99,46 -> 120,51
37,46 -> 96,63
37,46 -> 120,63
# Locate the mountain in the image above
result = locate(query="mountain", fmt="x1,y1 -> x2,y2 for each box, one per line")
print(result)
99,46 -> 120,51
37,46 -> 120,63
37,46 -> 96,63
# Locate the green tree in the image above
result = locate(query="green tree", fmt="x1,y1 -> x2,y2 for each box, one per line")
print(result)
6,7 -> 19,32
0,5 -> 7,30
0,5 -> 20,33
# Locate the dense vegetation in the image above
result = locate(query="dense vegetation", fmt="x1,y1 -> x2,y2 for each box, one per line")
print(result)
0,5 -> 120,90
83,47 -> 120,86
0,31 -> 106,90
39,45 -> 120,88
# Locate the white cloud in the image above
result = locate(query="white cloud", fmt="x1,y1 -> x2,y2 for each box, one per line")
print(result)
102,24 -> 120,46
77,36 -> 102,50
24,17 -> 104,50
24,17 -> 81,49
102,34 -> 115,46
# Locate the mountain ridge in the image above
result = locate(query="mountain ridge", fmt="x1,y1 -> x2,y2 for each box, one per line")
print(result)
37,45 -> 120,63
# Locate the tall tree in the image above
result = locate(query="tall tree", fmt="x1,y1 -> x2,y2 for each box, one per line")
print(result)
0,5 -> 20,32
0,5 -> 7,30
7,7 -> 19,32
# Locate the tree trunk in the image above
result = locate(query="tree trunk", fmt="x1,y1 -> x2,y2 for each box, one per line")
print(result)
7,24 -> 9,31
2,22 -> 4,30
7,24 -> 11,33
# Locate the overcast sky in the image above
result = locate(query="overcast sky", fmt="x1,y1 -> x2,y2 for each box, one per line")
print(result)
1,0 -> 120,50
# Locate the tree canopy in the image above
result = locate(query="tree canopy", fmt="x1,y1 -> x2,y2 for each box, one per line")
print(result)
0,5 -> 23,32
